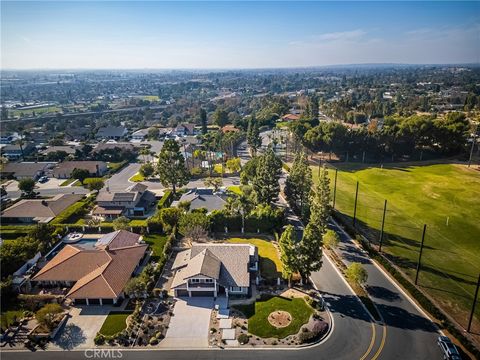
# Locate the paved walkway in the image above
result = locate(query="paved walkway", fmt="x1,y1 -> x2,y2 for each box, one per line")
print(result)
160,297 -> 214,348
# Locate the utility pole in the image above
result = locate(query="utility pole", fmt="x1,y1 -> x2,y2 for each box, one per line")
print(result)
379,199 -> 387,252
332,169 -> 338,209
415,224 -> 427,285
468,122 -> 478,168
353,181 -> 359,228
467,273 -> 480,333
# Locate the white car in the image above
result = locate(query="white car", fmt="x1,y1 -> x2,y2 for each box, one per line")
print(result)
437,336 -> 462,360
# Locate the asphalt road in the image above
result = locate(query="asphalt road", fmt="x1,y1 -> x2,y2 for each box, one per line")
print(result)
328,219 -> 443,360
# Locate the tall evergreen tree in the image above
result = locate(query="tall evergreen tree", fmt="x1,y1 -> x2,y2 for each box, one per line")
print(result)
157,139 -> 190,194
309,165 -> 331,234
284,151 -> 313,220
252,146 -> 282,204
297,165 -> 331,282
247,115 -> 261,156
199,108 -> 208,135
279,225 -> 299,286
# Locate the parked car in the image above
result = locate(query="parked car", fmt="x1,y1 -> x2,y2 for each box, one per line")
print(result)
437,336 -> 462,360
38,176 -> 49,183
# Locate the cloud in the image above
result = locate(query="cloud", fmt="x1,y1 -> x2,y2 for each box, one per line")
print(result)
316,29 -> 367,41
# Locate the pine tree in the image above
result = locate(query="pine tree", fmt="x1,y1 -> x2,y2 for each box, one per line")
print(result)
199,108 -> 208,135
157,139 -> 190,194
284,151 -> 313,220
309,165 -> 331,234
297,165 -> 331,281
279,225 -> 299,286
247,115 -> 261,156
252,146 -> 282,204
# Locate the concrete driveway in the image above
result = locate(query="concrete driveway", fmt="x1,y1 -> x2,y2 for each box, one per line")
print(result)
160,297 -> 214,348
49,306 -> 109,350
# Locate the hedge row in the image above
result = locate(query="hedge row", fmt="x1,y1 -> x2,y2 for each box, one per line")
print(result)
50,197 -> 93,225
209,208 -> 285,234
333,212 -> 480,358
157,190 -> 173,209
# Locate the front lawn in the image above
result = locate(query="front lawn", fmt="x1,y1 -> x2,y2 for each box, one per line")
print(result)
129,172 -> 145,182
98,311 -> 131,336
144,234 -> 169,261
59,178 -> 78,187
227,238 -> 282,280
234,296 -> 313,339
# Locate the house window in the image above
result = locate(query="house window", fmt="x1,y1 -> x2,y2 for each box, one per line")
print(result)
190,279 -> 200,283
230,287 -> 242,292
205,279 -> 213,283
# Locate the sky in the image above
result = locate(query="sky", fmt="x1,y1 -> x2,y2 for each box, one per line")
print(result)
1,1 -> 479,69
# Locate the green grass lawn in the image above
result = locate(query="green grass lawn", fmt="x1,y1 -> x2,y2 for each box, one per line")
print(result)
107,161 -> 127,173
129,172 -> 145,182
234,296 -> 313,339
144,234 -> 169,261
59,178 -> 78,187
10,106 -> 61,118
98,311 -> 130,336
312,162 -> 480,330
227,238 -> 283,280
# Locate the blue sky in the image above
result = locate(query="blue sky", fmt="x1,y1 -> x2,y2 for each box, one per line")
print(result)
1,1 -> 479,69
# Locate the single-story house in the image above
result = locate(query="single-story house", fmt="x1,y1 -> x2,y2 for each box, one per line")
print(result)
221,125 -> 240,133
31,230 -> 148,305
93,183 -> 157,220
1,194 -> 83,223
1,162 -> 55,180
41,145 -> 83,157
171,244 -> 258,298
281,114 -> 300,122
131,128 -> 150,141
96,126 -> 128,140
0,143 -> 35,160
173,188 -> 227,213
52,161 -> 108,179
93,142 -> 137,153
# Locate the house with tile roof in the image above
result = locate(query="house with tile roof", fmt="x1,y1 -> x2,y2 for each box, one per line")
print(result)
172,188 -> 228,214
31,230 -> 148,305
170,244 -> 258,298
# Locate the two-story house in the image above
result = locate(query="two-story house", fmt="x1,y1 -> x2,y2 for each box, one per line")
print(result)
170,244 -> 258,298
92,183 -> 157,220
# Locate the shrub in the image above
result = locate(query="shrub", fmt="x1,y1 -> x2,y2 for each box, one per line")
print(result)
35,303 -> 63,330
94,334 -> 105,345
238,333 -> 249,345
149,337 -> 158,345
50,199 -> 89,224
157,190 -> 173,209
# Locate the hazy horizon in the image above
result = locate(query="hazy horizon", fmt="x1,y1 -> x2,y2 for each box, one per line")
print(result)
2,1 -> 479,70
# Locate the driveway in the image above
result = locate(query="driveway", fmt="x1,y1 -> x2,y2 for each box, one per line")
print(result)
160,297 -> 214,348
49,306 -> 109,350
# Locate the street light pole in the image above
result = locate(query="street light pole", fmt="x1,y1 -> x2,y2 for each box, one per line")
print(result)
467,273 -> 480,333
379,199 -> 387,252
353,181 -> 359,228
332,169 -> 338,209
415,224 -> 427,285
468,122 -> 478,168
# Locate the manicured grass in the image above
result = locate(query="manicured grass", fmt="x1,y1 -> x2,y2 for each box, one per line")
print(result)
142,95 -> 160,101
227,185 -> 242,195
227,238 -> 283,280
144,234 -> 169,261
59,178 -> 77,187
129,172 -> 144,182
107,161 -> 127,173
234,296 -> 313,339
98,311 -> 130,336
313,162 -> 480,330
10,106 -> 61,118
